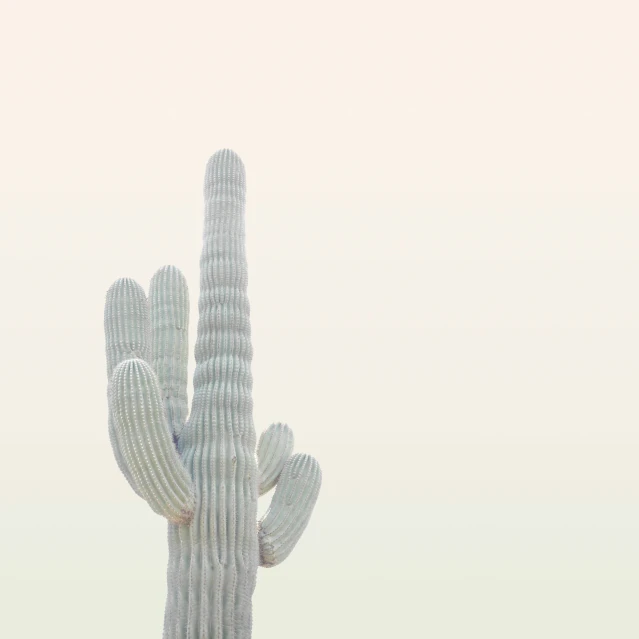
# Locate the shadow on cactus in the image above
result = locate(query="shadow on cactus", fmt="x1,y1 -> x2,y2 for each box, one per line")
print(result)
104,149 -> 322,638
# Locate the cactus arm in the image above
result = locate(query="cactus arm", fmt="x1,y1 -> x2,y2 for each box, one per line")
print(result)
104,277 -> 151,497
257,422 -> 294,495
109,358 -> 195,524
258,453 -> 322,567
104,277 -> 151,373
149,265 -> 190,441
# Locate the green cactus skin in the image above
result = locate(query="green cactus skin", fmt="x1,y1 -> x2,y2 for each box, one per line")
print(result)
104,149 -> 322,638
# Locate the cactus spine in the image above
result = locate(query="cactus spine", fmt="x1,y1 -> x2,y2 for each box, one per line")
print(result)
104,149 -> 322,639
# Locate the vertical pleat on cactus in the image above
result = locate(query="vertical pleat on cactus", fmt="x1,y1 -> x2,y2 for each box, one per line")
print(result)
104,149 -> 322,639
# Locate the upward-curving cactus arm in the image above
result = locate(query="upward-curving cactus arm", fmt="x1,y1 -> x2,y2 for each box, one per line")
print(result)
108,358 -> 196,524
258,452 -> 322,567
149,265 -> 190,442
104,278 -> 150,498
257,422 -> 295,495
105,276 -> 195,525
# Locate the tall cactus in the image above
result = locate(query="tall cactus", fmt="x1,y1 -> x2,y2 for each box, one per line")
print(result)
104,149 -> 322,638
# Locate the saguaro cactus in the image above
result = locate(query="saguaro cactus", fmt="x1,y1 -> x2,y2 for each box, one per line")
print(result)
104,149 -> 322,638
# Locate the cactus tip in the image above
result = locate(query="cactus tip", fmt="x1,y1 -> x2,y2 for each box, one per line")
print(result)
204,148 -> 246,198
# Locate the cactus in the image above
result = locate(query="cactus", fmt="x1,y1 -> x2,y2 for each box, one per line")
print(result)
104,149 -> 322,638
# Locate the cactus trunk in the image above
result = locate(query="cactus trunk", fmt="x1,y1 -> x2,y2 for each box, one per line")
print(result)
162,151 -> 258,639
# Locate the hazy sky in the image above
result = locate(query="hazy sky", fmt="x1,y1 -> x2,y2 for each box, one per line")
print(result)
1,1 -> 639,638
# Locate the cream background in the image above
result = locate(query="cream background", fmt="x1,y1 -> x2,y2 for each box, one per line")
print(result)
1,1 -> 639,637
